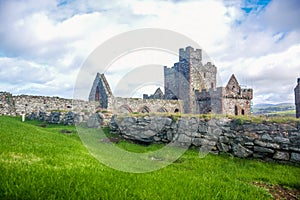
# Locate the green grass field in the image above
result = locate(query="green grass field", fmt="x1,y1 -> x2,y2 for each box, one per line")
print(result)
0,116 -> 299,199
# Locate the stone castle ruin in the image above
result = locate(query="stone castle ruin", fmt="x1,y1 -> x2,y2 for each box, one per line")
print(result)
295,78 -> 300,118
89,46 -> 253,115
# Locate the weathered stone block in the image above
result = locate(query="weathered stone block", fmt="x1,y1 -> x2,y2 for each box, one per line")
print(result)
198,124 -> 208,133
217,143 -> 230,152
266,143 -> 280,149
290,137 -> 300,146
191,132 -> 202,138
48,112 -> 61,124
140,130 -> 157,138
243,132 -> 259,140
204,134 -> 218,142
192,138 -> 202,146
153,136 -> 161,142
177,134 -> 191,144
224,132 -> 235,138
290,152 -> 300,163
289,147 -> 300,152
280,124 -> 297,131
273,151 -> 289,161
216,118 -> 231,127
63,111 -> 75,125
166,131 -> 173,141
219,136 -> 229,144
254,146 -> 274,154
261,134 -> 273,142
290,132 -> 300,137
188,117 -> 199,132
244,142 -> 254,146
208,127 -> 222,136
253,153 -> 264,158
164,117 -> 173,126
257,124 -> 270,131
273,136 -> 290,144
254,140 -> 267,147
233,144 -> 253,158
27,112 -> 37,120
199,139 -> 216,151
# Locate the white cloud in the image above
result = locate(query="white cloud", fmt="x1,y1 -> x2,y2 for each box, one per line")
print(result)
261,0 -> 300,32
217,44 -> 300,104
0,0 -> 299,105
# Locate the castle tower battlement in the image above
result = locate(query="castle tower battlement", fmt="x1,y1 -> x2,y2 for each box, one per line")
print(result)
179,46 -> 202,63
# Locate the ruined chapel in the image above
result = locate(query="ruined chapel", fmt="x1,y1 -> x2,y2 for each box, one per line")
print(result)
89,46 -> 253,115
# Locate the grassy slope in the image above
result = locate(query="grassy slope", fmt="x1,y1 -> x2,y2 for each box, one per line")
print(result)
0,116 -> 299,199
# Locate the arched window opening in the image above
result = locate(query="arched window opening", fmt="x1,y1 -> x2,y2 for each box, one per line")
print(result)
234,105 -> 238,115
140,106 -> 150,113
95,86 -> 100,101
119,105 -> 133,113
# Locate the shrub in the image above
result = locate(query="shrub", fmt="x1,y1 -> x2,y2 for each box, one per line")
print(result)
236,118 -> 244,125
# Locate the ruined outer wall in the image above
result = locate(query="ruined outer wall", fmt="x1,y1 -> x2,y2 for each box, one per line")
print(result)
110,97 -> 183,113
295,78 -> 300,118
223,98 -> 251,115
223,88 -> 253,115
164,66 -> 177,99
0,92 -> 97,116
164,61 -> 191,113
201,62 -> 217,90
196,88 -> 223,114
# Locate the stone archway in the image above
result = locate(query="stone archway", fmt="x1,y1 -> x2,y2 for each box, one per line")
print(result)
157,107 -> 168,112
139,106 -> 150,113
119,105 -> 133,113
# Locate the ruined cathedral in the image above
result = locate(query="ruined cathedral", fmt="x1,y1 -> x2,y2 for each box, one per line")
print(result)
89,46 -> 253,115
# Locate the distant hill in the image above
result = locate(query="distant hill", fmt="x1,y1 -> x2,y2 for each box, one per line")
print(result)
252,103 -> 296,117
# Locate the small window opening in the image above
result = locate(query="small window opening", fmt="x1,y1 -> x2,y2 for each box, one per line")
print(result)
242,109 -> 245,115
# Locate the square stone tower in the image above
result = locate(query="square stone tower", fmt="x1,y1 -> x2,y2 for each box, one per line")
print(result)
295,78 -> 300,118
164,46 -> 217,113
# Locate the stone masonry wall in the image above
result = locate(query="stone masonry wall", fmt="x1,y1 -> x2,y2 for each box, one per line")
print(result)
110,115 -> 300,164
0,92 -> 98,116
110,97 -> 183,113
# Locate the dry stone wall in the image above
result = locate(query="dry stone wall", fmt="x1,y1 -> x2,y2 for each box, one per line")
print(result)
110,115 -> 300,164
26,110 -> 111,127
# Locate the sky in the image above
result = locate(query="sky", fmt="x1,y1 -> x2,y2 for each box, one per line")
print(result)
0,0 -> 300,105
